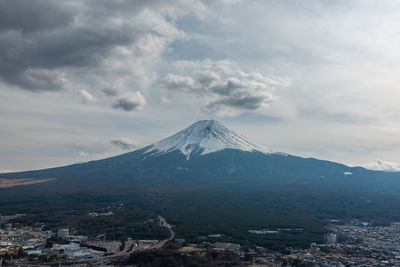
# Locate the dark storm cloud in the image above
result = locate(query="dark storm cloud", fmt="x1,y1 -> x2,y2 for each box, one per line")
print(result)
0,0 -> 196,94
205,95 -> 272,112
161,59 -> 285,116
112,92 -> 146,112
0,17 -> 134,91
209,78 -> 244,96
112,99 -> 141,112
102,88 -> 119,97
0,0 -> 73,32
0,0 -> 76,91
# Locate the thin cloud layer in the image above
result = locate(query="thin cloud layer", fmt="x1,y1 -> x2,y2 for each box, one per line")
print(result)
162,59 -> 289,117
72,136 -> 137,157
110,137 -> 137,150
71,143 -> 109,156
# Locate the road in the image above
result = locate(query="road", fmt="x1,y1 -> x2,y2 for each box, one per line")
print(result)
151,215 -> 175,249
71,215 -> 175,264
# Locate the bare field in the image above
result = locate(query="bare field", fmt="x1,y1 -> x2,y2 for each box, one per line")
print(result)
0,178 -> 56,188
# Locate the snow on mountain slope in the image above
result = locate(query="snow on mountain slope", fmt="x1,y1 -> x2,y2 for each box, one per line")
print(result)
364,160 -> 400,172
146,120 -> 271,159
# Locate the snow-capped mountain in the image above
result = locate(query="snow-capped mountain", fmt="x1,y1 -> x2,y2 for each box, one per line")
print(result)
364,160 -> 400,172
2,119 -> 400,198
145,120 -> 270,159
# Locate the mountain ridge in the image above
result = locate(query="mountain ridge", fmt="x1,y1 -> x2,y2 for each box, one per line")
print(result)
0,120 -> 394,181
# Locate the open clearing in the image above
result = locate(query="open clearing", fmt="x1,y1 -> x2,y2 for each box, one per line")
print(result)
0,178 -> 56,188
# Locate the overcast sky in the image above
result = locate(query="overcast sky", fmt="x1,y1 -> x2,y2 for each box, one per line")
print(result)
1,0 -> 400,172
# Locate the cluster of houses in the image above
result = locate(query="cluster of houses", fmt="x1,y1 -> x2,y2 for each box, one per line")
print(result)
0,220 -> 108,261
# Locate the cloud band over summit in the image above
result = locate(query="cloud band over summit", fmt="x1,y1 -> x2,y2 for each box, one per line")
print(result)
161,60 -> 288,117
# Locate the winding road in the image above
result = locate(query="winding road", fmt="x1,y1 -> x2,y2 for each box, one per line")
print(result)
71,215 -> 175,264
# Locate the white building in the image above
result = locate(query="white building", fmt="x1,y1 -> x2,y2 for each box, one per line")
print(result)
57,229 -> 69,239
326,233 -> 337,244
25,249 -> 42,255
52,243 -> 104,258
214,242 -> 241,251
53,242 -> 80,251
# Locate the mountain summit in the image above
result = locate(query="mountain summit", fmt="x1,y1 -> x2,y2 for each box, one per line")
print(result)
146,120 -> 269,159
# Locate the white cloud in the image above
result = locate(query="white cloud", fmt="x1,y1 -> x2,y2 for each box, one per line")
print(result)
79,89 -> 95,103
161,59 -> 289,117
